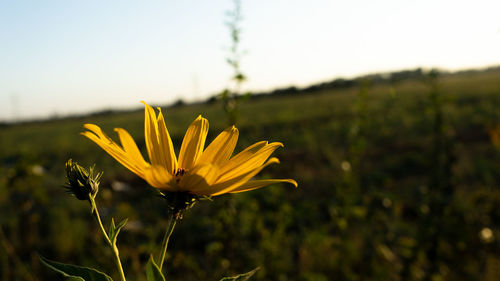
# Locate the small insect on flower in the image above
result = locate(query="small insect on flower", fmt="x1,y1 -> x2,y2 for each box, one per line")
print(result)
82,101 -> 297,198
64,159 -> 102,200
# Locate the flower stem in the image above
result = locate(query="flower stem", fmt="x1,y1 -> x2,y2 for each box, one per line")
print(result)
89,196 -> 127,281
157,213 -> 178,271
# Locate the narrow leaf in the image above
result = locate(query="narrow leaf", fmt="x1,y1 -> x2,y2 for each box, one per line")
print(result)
115,218 -> 128,233
108,218 -> 116,242
146,256 -> 165,281
219,268 -> 259,281
39,255 -> 113,281
110,218 -> 128,244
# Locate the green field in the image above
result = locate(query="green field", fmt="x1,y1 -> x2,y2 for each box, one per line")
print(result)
1,68 -> 500,281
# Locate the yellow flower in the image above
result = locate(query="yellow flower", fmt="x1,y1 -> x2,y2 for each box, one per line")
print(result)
82,101 -> 297,196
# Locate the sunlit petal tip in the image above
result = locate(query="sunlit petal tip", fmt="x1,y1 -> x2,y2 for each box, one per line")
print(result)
143,102 -> 156,112
266,157 -> 280,165
82,124 -> 110,140
80,131 -> 92,138
156,108 -> 167,120
83,123 -> 99,131
156,110 -> 164,121
196,115 -> 208,123
222,125 -> 239,136
270,142 -> 284,148
142,101 -> 157,112
289,179 -> 298,188
226,178 -> 298,194
191,115 -> 208,125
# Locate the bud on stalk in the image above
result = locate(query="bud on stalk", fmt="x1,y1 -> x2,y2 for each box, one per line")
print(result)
64,159 -> 102,200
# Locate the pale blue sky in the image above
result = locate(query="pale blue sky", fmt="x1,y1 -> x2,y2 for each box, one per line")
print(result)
1,0 -> 500,121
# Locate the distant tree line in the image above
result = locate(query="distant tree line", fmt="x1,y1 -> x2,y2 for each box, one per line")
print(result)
207,65 -> 500,101
4,66 -> 499,126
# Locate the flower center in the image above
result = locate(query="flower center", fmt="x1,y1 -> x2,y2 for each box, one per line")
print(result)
174,168 -> 187,183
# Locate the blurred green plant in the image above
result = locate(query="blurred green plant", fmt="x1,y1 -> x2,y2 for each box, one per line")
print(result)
219,0 -> 248,126
41,160 -> 126,281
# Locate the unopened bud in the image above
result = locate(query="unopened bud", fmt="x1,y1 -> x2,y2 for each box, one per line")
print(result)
64,159 -> 102,200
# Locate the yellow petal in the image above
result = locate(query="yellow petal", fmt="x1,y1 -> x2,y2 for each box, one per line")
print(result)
82,124 -> 148,178
144,165 -> 174,190
229,179 -> 298,194
217,142 -> 283,182
205,157 -> 281,196
216,141 -> 266,173
178,115 -> 209,170
197,126 -> 239,167
178,163 -> 219,193
114,128 -> 148,166
157,108 -> 178,174
142,101 -> 166,168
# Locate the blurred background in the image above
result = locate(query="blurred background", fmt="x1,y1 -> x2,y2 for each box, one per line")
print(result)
1,0 -> 500,280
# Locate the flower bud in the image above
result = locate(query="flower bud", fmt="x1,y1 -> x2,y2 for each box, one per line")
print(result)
64,159 -> 102,200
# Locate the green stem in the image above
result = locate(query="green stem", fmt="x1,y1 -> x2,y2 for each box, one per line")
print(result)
90,196 -> 127,281
157,213 -> 178,271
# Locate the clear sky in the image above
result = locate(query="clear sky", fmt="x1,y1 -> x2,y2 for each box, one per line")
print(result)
1,0 -> 500,121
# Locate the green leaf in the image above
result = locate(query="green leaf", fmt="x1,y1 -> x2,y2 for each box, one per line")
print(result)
108,218 -> 117,242
115,218 -> 128,234
219,268 -> 259,281
146,256 -> 165,281
109,218 -> 128,245
39,255 -> 113,281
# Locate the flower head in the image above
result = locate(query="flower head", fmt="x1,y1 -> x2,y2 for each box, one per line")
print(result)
81,101 -> 297,197
64,159 -> 102,200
